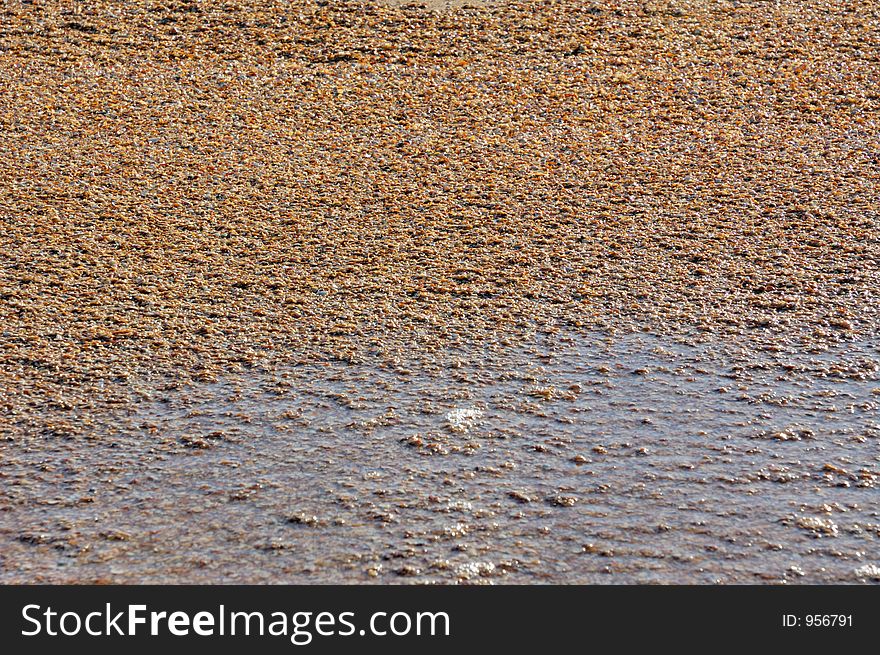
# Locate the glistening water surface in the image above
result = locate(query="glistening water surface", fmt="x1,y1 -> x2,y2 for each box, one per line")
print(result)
2,330 -> 879,583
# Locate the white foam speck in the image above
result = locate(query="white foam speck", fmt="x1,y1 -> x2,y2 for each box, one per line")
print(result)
853,564 -> 880,580
456,561 -> 496,579
445,407 -> 482,433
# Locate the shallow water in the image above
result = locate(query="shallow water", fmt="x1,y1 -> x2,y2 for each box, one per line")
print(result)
2,330 -> 879,583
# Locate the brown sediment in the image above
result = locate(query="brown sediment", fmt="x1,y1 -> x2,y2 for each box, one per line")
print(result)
1,0 -> 877,390
0,0 -> 878,583
381,0 -> 499,10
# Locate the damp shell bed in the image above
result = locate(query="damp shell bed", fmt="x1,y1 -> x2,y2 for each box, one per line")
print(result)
0,0 -> 878,583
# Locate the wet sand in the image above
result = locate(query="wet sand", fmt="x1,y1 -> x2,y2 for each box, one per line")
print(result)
3,331 -> 879,583
1,0 -> 878,583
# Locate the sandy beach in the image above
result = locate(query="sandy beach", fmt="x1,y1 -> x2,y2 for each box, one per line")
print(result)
1,0 -> 878,583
